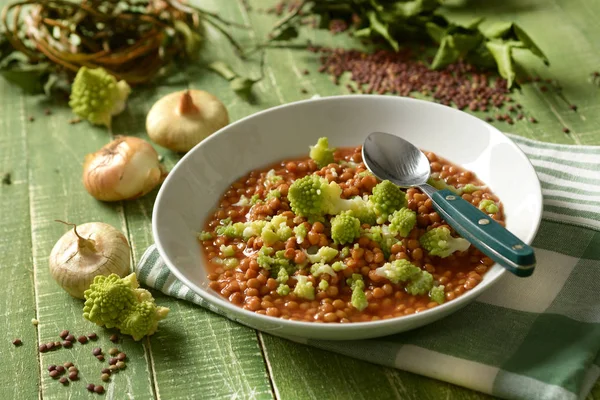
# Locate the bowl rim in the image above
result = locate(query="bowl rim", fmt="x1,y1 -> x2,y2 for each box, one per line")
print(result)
152,94 -> 544,335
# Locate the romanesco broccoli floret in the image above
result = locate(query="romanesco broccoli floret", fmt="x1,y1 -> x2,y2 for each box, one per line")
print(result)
374,259 -> 421,284
479,199 -> 499,214
256,246 -> 294,271
233,195 -> 251,206
346,274 -> 368,311
261,215 -> 293,245
276,267 -> 289,284
266,190 -> 281,200
331,261 -> 347,272
198,231 -> 213,241
339,247 -> 350,259
288,175 -> 375,223
118,298 -> 169,341
293,224 -> 308,244
430,285 -> 445,304
461,183 -> 486,194
361,225 -> 399,259
406,271 -> 434,295
276,284 -> 290,296
69,67 -> 131,128
251,194 -> 262,204
265,169 -> 283,186
420,227 -> 470,258
310,263 -> 336,277
306,246 -> 338,264
220,245 -> 235,257
330,211 -> 361,245
309,137 -> 336,168
216,221 -> 246,238
83,273 -> 169,341
83,273 -> 138,328
293,275 -> 315,300
369,180 -> 407,223
388,208 -> 417,238
318,280 -> 329,291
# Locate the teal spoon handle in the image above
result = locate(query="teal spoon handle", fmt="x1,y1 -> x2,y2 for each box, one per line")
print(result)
422,186 -> 536,277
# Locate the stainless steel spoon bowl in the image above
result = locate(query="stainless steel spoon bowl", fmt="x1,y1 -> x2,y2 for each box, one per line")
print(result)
362,131 -> 536,277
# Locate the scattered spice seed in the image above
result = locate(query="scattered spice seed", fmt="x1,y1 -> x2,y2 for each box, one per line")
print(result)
39,344 -> 47,352
108,358 -> 117,365
28,116 -> 35,122
31,319 -> 39,326
62,341 -> 72,348
54,341 -> 61,348
495,114 -> 503,121
300,88 -> 308,94
529,117 -> 538,123
96,355 -> 105,362
68,372 -> 79,381
516,104 -> 522,109
59,330 -> 69,339
65,334 -> 75,342
101,368 -> 111,375
48,365 -> 57,372
507,119 -> 514,125
68,366 -> 78,373
116,361 -> 126,369
49,370 -> 60,378
485,116 -> 493,122
109,334 -> 119,343
44,109 -> 52,116
569,104 -> 577,111
88,333 -> 98,340
92,348 -> 102,356
108,348 -> 119,356
56,366 -> 65,374
117,352 -> 126,361
2,173 -> 11,185
94,385 -> 105,394
302,69 -> 309,75
78,336 -> 88,344
508,106 -> 515,112
540,86 -> 548,92
63,362 -> 73,368
68,117 -> 82,125
46,342 -> 54,350
59,377 -> 68,385
12,339 -> 22,346
517,113 -> 524,120
87,384 -> 95,392
101,373 -> 110,382
563,127 -> 570,133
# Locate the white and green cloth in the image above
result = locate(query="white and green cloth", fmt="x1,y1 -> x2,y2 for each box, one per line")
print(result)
137,135 -> 600,400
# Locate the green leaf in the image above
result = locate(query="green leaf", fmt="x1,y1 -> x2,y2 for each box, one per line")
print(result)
207,61 -> 237,81
426,22 -> 446,43
0,53 -> 51,94
270,26 -> 299,42
480,21 -> 513,39
392,0 -> 438,18
466,43 -> 497,68
353,27 -> 373,38
452,32 -> 482,53
454,17 -> 484,31
485,41 -> 515,88
513,24 -> 549,65
431,36 -> 460,69
366,10 -> 399,51
230,76 -> 259,100
173,20 -> 203,59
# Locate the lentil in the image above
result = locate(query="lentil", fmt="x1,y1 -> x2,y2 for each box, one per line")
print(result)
108,347 -> 119,356
59,330 -> 69,339
92,347 -> 102,356
87,383 -> 95,392
94,385 -> 105,394
202,146 -> 503,323
78,336 -> 88,344
12,338 -> 22,346
56,366 -> 65,374
88,333 -> 98,340
59,377 -> 68,385
63,362 -> 74,368
68,366 -> 78,373
49,370 -> 60,378
101,373 -> 110,382
109,334 -> 119,343
65,334 -> 75,342
116,361 -> 126,369
117,352 -> 127,361
69,372 -> 78,381
62,340 -> 72,348
101,368 -> 111,374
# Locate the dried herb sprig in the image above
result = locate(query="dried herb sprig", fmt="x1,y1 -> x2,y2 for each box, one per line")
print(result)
258,0 -> 549,88
0,0 -> 246,92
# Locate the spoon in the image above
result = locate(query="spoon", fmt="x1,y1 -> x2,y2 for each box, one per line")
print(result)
362,131 -> 536,277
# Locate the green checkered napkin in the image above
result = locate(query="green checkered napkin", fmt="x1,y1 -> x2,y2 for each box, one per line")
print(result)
137,135 -> 600,400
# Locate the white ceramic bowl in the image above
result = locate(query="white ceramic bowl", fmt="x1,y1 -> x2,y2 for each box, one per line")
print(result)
152,95 -> 543,340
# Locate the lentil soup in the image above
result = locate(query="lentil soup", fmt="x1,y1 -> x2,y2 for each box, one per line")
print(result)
199,141 -> 504,323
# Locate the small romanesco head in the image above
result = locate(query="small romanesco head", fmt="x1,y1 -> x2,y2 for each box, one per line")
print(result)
69,67 -> 131,128
288,175 -> 338,218
388,208 -> 417,238
83,273 -> 138,329
420,227 -> 470,258
309,137 -> 336,168
374,259 -> 421,284
119,300 -> 170,341
370,180 -> 407,223
330,211 -> 361,245
293,275 -> 315,300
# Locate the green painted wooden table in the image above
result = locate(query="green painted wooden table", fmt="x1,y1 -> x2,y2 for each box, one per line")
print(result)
1,0 -> 599,399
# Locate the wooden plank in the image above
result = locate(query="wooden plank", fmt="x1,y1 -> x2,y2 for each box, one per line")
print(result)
24,95 -> 155,398
0,81 -> 39,398
118,1 -> 277,398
